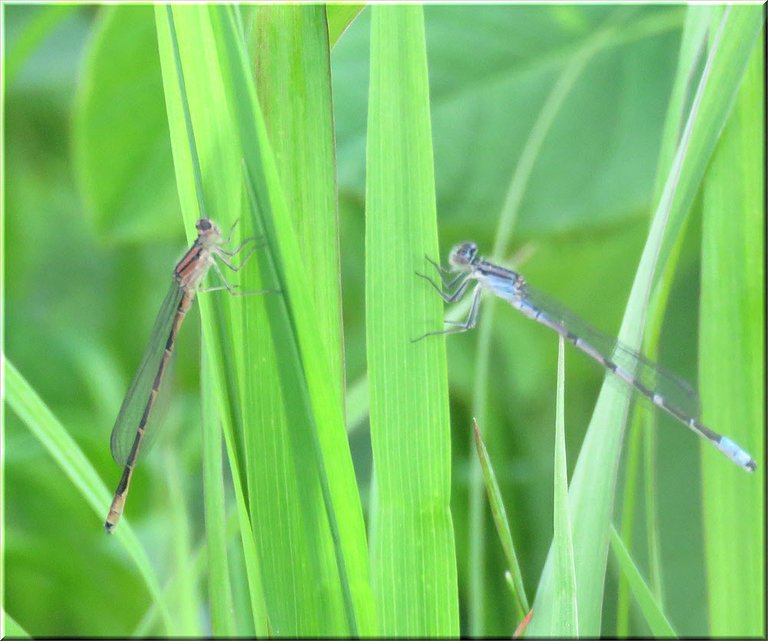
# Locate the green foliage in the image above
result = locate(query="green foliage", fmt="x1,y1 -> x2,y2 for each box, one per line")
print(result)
4,4 -> 763,637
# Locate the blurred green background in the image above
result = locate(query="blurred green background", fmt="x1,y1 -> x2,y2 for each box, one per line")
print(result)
3,4 -> 760,637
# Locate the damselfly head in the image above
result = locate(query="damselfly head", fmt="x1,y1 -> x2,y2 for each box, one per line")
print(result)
449,241 -> 478,269
196,218 -> 217,232
195,218 -> 221,244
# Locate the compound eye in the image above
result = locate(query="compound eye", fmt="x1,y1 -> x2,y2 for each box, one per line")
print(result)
449,241 -> 476,267
458,242 -> 477,263
196,218 -> 212,231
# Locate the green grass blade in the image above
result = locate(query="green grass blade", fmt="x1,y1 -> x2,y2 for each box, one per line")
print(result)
639,7 -> 762,635
248,5 -> 345,416
617,8 -> 712,632
207,5 -> 375,634
242,151 -> 359,636
215,393 -> 272,637
2,609 -> 30,638
4,360 -> 171,631
326,3 -> 365,48
243,9 -> 378,632
699,25 -> 763,636
528,7 -> 763,636
240,6 -> 345,633
366,6 -> 458,635
650,6 -> 712,205
153,7 -> 271,634
651,5 -> 763,270
552,338 -> 578,636
609,526 -> 676,637
200,347 -> 237,637
472,420 -> 529,620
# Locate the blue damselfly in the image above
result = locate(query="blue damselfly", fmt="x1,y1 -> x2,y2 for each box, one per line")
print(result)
417,241 -> 756,472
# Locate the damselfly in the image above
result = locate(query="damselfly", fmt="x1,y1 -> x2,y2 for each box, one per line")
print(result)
105,218 -> 261,533
417,241 -> 756,472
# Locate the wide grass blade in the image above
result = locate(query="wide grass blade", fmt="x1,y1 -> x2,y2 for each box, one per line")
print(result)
207,5 -> 375,635
527,6 -> 764,635
699,23 -> 763,635
243,25 -> 362,630
248,5 -> 345,416
366,5 -> 459,636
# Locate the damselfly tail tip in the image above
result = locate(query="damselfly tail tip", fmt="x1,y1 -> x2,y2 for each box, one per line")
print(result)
718,436 -> 757,473
105,507 -> 121,533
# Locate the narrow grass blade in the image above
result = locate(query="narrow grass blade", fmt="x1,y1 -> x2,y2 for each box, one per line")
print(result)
366,6 -> 458,635
4,360 -> 171,631
472,420 -> 529,620
700,24 -> 763,636
241,163 -> 358,635
651,5 -> 764,270
200,347 -> 236,637
210,332 -> 273,637
650,6 -> 712,205
609,526 -> 676,637
618,8 -> 713,632
528,7 -> 763,636
552,337 -> 578,637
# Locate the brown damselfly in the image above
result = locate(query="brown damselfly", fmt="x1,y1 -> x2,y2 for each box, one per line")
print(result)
105,218 -> 261,532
